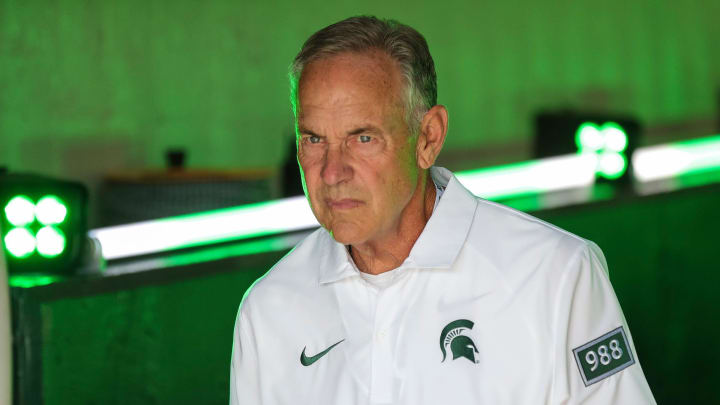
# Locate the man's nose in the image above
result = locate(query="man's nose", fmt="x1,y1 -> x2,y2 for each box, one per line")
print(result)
321,145 -> 352,186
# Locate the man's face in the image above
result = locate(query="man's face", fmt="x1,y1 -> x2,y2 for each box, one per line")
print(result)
296,51 -> 420,245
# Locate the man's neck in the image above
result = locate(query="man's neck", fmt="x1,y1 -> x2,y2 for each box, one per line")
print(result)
349,174 -> 436,275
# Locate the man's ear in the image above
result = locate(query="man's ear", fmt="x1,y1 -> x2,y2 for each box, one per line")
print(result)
416,105 -> 448,169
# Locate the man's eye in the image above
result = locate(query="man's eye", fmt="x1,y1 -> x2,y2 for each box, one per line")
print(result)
308,135 -> 321,144
359,135 -> 372,143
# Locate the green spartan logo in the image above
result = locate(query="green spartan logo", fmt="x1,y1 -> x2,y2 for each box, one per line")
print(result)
575,122 -> 629,180
440,319 -> 479,364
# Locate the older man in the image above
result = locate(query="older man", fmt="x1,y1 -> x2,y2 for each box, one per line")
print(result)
230,16 -> 655,404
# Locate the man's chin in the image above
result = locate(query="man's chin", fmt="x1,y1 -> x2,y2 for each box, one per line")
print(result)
326,223 -> 367,246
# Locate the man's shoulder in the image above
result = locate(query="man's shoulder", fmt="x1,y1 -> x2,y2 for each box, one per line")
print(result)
440,170 -> 589,257
452,196 -> 604,307
464,197 -> 593,274
472,197 -> 586,246
240,227 -> 331,307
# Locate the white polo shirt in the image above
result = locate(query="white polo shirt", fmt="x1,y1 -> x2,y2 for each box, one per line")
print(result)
230,166 -> 656,404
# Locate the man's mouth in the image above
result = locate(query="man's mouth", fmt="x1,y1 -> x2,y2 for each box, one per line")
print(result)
325,198 -> 363,210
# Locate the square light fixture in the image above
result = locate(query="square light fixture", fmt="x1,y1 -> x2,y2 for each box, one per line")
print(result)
1,173 -> 88,274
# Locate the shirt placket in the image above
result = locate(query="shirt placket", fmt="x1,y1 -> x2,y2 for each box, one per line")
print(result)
370,286 -> 397,403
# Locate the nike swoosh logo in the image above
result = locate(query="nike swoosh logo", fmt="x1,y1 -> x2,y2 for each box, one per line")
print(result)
300,339 -> 345,366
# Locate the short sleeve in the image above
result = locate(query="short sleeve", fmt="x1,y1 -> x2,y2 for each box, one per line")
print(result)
551,241 -> 656,404
230,303 -> 262,405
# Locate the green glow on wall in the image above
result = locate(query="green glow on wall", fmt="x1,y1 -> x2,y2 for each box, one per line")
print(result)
1,0 -> 717,187
159,234 -> 301,269
8,274 -> 64,288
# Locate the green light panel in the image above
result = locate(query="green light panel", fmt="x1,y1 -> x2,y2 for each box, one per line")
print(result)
576,122 -> 628,153
575,122 -> 629,179
2,194 -> 70,260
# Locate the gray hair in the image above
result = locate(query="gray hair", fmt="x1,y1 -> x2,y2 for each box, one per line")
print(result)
289,16 -> 437,135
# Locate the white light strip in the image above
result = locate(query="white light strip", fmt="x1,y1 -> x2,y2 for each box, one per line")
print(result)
632,136 -> 720,182
90,196 -> 319,260
455,153 -> 598,199
91,154 -> 599,261
103,232 -> 310,276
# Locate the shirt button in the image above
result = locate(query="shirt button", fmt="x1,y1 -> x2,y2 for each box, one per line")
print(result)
377,330 -> 387,342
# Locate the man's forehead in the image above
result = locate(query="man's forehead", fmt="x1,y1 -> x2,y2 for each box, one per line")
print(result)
297,51 -> 405,105
297,99 -> 390,134
304,50 -> 400,75
296,55 -> 407,137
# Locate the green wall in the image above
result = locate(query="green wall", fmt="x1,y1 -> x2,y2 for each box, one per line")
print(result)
40,272 -> 254,404
1,0 -> 719,182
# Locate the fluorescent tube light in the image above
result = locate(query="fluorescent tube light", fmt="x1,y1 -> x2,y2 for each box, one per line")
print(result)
632,135 -> 720,182
455,153 -> 598,199
90,196 -> 319,260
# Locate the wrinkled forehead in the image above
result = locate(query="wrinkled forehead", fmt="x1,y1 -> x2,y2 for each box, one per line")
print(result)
296,50 -> 407,116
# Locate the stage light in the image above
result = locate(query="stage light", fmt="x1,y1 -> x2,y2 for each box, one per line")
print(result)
597,151 -> 627,180
4,196 -> 35,227
0,173 -> 88,274
4,228 -> 36,259
575,123 -> 604,152
35,195 -> 68,225
535,112 -> 639,183
574,122 -> 630,180
602,123 -> 629,153
36,226 -> 66,258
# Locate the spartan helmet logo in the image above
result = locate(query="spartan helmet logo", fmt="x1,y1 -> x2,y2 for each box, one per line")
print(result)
440,319 -> 480,364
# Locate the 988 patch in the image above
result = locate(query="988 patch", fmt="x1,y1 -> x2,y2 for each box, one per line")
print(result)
572,326 -> 635,386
